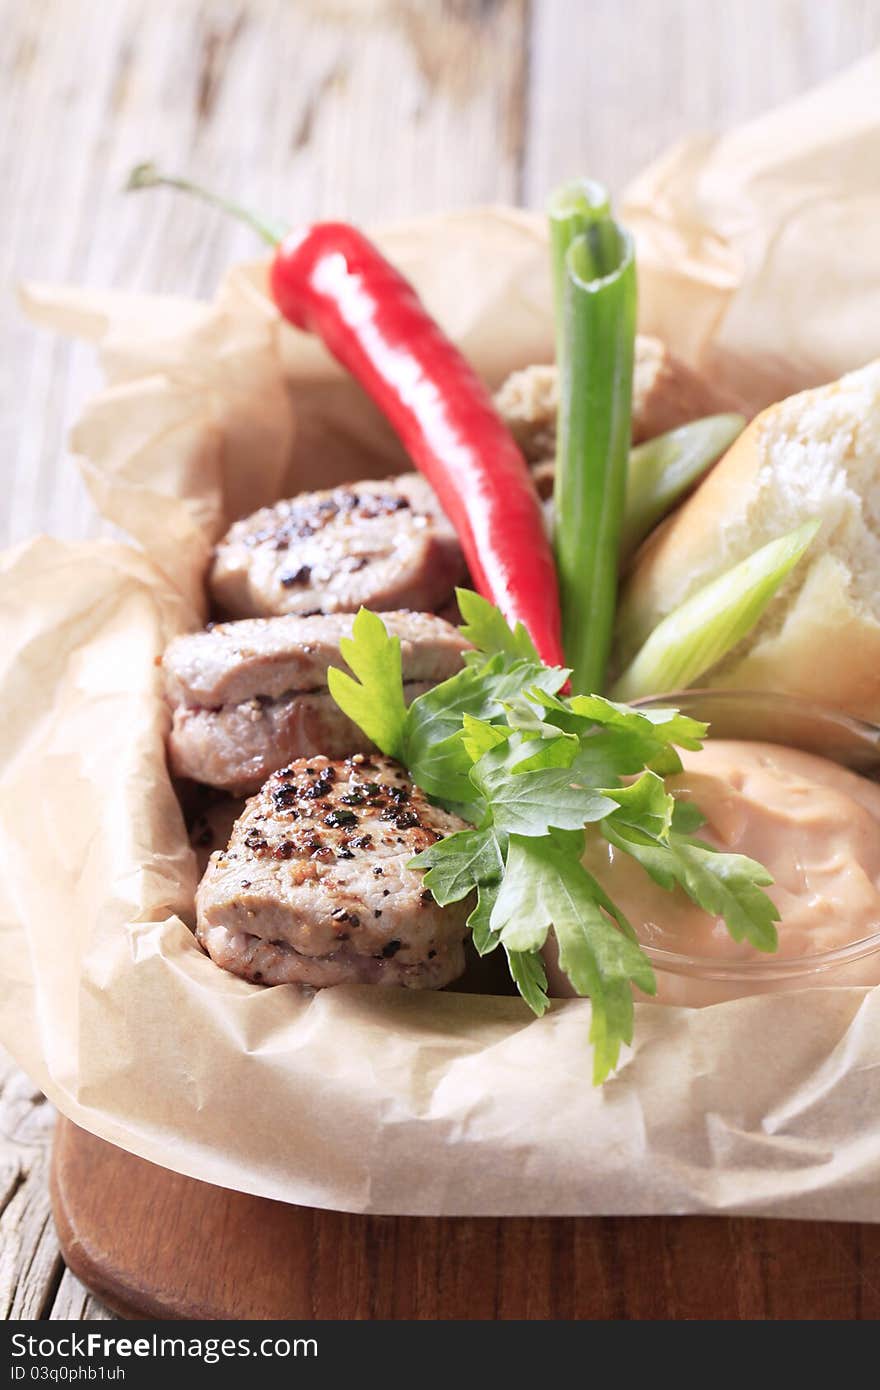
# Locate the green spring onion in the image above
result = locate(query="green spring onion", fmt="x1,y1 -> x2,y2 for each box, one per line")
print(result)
548,179 -> 612,366
610,520 -> 819,701
620,413 -> 746,564
549,181 -> 637,696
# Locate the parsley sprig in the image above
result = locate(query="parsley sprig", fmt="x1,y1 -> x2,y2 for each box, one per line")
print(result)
328,590 -> 780,1083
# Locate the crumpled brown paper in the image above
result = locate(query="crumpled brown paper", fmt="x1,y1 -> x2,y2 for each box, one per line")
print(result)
622,49 -> 880,412
5,74 -> 880,1216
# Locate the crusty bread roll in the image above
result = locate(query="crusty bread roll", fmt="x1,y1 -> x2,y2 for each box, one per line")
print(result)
495,334 -> 742,461
616,359 -> 880,721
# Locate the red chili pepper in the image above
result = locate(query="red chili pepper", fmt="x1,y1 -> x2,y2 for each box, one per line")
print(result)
126,167 -> 565,667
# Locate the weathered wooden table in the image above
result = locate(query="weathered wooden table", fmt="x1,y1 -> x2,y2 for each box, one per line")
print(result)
3,0 -> 879,1320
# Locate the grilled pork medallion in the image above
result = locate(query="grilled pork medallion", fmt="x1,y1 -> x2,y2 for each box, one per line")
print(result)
210,473 -> 466,619
163,610 -> 469,795
196,755 -> 470,989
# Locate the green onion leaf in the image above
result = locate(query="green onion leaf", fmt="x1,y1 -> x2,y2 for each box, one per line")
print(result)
548,179 -> 613,366
611,520 -> 819,701
550,184 -> 637,697
620,413 -> 745,563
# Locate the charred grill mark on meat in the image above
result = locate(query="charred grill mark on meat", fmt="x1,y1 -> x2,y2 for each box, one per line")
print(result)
210,473 -> 467,619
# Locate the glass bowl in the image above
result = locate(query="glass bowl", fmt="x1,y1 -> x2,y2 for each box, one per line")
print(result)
622,690 -> 880,1007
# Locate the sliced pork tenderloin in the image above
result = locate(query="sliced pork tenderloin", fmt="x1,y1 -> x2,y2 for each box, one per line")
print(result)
196,754 -> 470,990
210,473 -> 466,619
163,609 -> 470,795
494,335 -> 745,463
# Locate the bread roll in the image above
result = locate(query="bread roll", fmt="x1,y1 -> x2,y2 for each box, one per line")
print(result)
495,334 -> 742,462
616,359 -> 880,721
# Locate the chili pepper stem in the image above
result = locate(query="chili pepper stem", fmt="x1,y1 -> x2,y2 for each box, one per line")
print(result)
124,162 -> 286,248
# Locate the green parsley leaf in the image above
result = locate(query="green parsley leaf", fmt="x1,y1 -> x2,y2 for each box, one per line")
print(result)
327,608 -> 408,760
470,738 -> 617,837
600,770 -> 674,841
508,734 -> 580,773
670,797 -> 706,834
468,882 -> 502,956
505,948 -> 550,1015
404,657 -> 567,801
491,834 -> 656,1083
408,828 -> 504,906
327,601 -> 781,1085
461,714 -> 510,763
535,689 -> 705,745
604,822 -> 780,952
572,696 -> 707,750
456,588 -> 540,661
405,731 -> 474,804
589,981 -> 638,1087
503,694 -> 581,745
579,859 -> 637,942
489,837 -> 554,951
532,689 -> 707,779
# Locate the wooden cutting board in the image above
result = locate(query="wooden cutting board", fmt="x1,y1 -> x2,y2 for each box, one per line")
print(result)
50,1118 -> 880,1320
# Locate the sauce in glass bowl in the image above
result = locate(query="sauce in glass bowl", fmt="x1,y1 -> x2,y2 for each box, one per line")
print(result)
544,692 -> 880,1007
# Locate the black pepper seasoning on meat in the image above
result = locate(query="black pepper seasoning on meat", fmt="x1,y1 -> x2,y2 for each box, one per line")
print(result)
280,563 -> 312,587
196,754 -> 471,992
330,908 -> 361,928
272,782 -> 302,811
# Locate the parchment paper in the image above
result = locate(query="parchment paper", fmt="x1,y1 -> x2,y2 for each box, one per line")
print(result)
622,49 -> 880,411
5,66 -> 880,1218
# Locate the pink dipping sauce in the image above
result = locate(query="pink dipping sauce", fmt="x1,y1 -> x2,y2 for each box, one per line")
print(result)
544,740 -> 880,1007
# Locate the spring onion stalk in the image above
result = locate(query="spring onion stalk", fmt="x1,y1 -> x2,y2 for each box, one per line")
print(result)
550,186 -> 637,696
548,179 -> 612,368
542,412 -> 747,565
620,413 -> 746,564
610,519 -> 819,701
